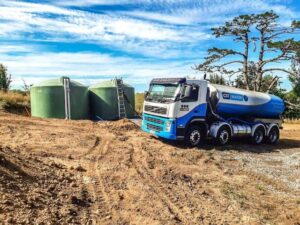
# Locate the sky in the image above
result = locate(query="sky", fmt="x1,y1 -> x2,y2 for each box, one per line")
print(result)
0,0 -> 300,92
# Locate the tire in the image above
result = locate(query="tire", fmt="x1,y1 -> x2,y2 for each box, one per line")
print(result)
215,126 -> 231,145
251,126 -> 265,144
185,125 -> 202,147
266,126 -> 279,144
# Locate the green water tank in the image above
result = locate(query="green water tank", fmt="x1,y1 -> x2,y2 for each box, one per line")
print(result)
30,77 -> 89,119
89,80 -> 135,120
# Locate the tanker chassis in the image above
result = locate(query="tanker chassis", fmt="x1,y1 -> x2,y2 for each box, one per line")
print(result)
141,78 -> 285,147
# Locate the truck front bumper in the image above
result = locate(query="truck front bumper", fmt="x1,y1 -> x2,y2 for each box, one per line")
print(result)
141,114 -> 177,140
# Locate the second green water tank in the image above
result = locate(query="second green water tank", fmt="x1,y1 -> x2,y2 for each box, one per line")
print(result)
30,77 -> 89,119
89,80 -> 135,120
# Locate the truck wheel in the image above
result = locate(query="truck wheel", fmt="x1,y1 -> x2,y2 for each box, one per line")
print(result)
251,127 -> 265,144
216,126 -> 231,145
266,127 -> 279,144
185,125 -> 202,147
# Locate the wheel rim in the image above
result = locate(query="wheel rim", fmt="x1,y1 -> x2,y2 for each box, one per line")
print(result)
255,130 -> 264,143
219,130 -> 229,144
269,130 -> 278,143
190,130 -> 201,146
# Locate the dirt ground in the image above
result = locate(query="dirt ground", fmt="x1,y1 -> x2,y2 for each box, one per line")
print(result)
0,112 -> 299,225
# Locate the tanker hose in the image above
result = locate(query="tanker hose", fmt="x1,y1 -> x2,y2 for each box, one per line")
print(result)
207,100 -> 226,122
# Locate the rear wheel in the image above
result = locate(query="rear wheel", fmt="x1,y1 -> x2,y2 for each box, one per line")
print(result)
251,127 -> 265,144
215,126 -> 231,145
266,126 -> 279,144
185,125 -> 202,147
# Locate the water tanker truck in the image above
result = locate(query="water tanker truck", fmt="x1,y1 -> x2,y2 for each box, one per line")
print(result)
141,78 -> 285,146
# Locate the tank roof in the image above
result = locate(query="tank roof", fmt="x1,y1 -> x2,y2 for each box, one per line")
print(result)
89,79 -> 133,89
32,77 -> 87,88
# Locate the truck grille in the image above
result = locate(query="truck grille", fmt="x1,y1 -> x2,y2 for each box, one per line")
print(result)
146,123 -> 163,132
144,105 -> 167,115
145,116 -> 164,125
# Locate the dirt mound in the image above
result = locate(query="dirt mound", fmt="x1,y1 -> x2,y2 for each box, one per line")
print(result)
0,146 -> 91,224
110,119 -> 140,132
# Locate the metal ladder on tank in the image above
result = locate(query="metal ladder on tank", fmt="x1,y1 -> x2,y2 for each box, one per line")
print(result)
63,77 -> 71,120
116,78 -> 127,119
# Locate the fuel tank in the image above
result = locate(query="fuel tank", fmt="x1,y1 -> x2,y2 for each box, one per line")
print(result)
208,84 -> 285,119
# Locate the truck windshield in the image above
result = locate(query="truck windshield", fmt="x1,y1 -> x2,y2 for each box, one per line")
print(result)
146,84 -> 181,103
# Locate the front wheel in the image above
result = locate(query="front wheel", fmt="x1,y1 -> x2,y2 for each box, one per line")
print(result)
266,127 -> 279,144
185,125 -> 202,147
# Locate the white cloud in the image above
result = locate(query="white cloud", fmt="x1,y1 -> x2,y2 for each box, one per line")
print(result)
55,0 -> 190,7
0,0 -> 211,59
120,0 -> 298,25
0,0 -> 297,59
0,50 -> 201,89
0,44 -> 39,54
0,0 -> 297,90
0,0 -> 209,51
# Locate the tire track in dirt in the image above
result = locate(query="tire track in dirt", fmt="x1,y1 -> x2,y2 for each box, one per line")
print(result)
129,137 -> 230,225
129,141 -> 195,225
79,135 -> 113,225
94,139 -> 113,223
79,136 -> 100,158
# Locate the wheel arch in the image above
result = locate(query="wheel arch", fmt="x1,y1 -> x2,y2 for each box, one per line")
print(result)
186,118 -> 208,137
209,122 -> 233,138
267,123 -> 280,136
251,123 -> 267,137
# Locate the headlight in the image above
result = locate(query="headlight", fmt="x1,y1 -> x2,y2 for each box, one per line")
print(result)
165,121 -> 171,132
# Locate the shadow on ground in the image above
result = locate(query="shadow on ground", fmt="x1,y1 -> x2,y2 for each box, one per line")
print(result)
159,137 -> 300,153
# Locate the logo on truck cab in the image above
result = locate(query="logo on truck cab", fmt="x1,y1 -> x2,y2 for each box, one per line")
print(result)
180,104 -> 189,111
222,92 -> 248,102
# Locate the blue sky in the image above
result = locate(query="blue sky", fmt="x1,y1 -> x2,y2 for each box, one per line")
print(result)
0,0 -> 299,92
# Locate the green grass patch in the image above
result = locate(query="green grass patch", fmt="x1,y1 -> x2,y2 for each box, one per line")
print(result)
221,181 -> 248,207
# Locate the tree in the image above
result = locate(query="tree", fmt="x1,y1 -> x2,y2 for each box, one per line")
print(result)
235,62 -> 281,93
196,11 -> 300,92
208,74 -> 226,85
289,56 -> 300,96
0,64 -> 12,92
196,14 -> 255,89
22,79 -> 32,93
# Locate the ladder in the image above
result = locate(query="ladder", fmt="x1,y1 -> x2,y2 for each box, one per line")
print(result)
63,77 -> 71,120
115,78 -> 127,119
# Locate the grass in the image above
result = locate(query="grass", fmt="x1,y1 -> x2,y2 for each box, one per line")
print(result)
221,181 -> 248,207
255,184 -> 266,192
0,91 -> 30,116
135,93 -> 144,115
0,91 -> 29,104
284,118 -> 300,124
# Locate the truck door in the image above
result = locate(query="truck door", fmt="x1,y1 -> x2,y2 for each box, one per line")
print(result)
176,81 -> 208,119
177,85 -> 200,118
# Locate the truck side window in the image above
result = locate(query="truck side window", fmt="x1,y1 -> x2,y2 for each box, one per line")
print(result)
182,86 -> 199,102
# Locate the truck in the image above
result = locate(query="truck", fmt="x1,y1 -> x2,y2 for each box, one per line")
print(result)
141,78 -> 285,147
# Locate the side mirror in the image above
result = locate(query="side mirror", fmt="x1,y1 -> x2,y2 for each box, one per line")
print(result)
144,91 -> 149,98
184,85 -> 193,98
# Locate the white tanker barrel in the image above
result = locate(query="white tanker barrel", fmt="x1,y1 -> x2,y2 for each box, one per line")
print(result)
208,84 -> 285,119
